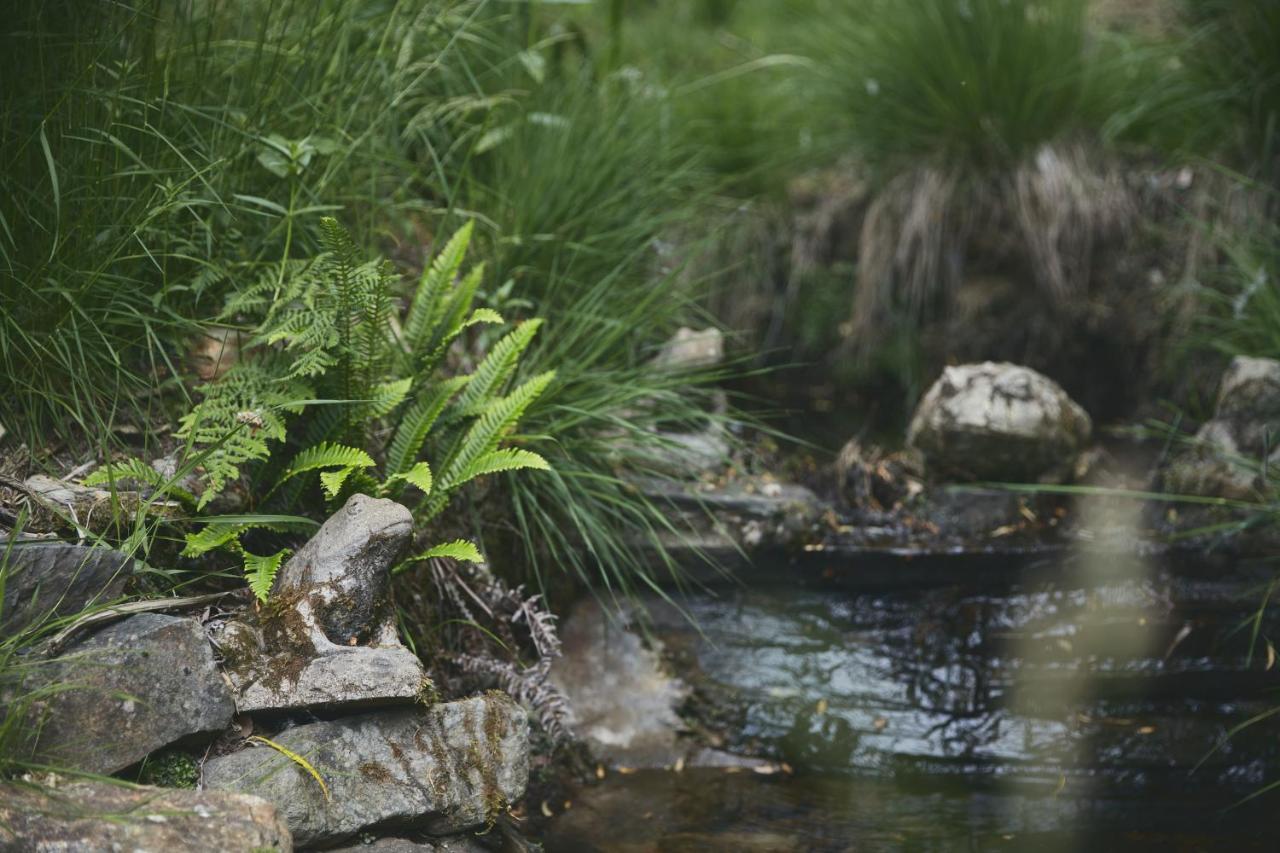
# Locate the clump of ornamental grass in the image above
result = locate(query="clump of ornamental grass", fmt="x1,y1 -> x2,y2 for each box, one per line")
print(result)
812,0 -> 1147,346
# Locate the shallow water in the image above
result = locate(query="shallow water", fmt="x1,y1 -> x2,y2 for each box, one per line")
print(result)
546,549 -> 1280,851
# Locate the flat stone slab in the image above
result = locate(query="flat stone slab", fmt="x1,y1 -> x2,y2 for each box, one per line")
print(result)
0,778 -> 292,852
23,613 -> 235,774
0,540 -> 131,635
226,638 -> 429,713
329,837 -> 488,852
204,695 -> 529,848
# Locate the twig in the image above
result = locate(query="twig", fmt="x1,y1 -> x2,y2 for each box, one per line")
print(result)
48,592 -> 237,652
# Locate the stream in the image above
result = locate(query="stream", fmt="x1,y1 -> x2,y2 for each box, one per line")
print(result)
545,545 -> 1280,851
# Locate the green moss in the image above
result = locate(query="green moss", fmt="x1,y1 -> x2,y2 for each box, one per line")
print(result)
138,750 -> 199,789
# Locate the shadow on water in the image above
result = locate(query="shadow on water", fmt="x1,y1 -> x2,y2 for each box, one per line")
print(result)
546,502 -> 1280,850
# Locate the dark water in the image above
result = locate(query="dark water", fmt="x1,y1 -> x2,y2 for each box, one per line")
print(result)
546,548 -> 1280,851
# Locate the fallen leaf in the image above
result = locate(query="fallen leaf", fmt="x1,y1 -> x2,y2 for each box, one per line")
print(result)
673,756 -> 685,774
540,801 -> 554,818
873,717 -> 888,731
815,698 -> 829,716
595,764 -> 606,780
1137,726 -> 1156,735
1267,641 -> 1276,672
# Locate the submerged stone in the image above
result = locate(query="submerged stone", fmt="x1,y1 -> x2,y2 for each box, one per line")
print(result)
0,778 -> 292,852
218,493 -> 429,713
908,362 -> 1092,483
203,695 -> 529,847
21,613 -> 234,775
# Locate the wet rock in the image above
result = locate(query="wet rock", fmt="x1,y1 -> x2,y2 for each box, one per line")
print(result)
548,598 -> 689,768
21,613 -> 234,774
638,477 -> 823,576
219,493 -> 428,713
203,695 -> 529,848
639,427 -> 732,479
1164,356 -> 1280,500
907,362 -> 1092,482
0,540 -> 132,635
0,777 -> 292,852
329,837 -> 489,852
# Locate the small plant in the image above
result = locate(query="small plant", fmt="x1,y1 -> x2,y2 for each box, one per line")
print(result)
92,218 -> 553,602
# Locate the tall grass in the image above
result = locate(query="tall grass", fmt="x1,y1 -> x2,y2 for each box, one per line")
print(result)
816,0 -> 1105,172
0,0 -> 488,444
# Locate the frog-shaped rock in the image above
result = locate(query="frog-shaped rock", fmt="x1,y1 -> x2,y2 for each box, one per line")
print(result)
218,494 -> 428,714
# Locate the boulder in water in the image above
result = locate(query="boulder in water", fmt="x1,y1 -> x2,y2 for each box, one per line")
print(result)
907,362 -> 1092,482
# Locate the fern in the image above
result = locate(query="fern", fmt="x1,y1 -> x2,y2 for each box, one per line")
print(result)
452,448 -> 550,482
386,461 -> 433,495
404,220 -> 474,350
177,364 -> 309,508
386,376 -> 469,477
244,548 -> 289,603
282,442 -> 376,483
406,538 -> 484,567
83,457 -> 168,491
453,320 -> 544,416
424,371 -> 556,519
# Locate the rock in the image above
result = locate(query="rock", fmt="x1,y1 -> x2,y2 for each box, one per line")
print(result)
218,493 -> 429,713
0,777 -> 292,852
653,327 -> 724,370
548,598 -> 689,768
0,541 -> 132,635
1211,355 -> 1280,456
329,837 -> 489,852
20,613 -> 235,774
639,427 -> 732,479
203,695 -> 529,848
907,362 -> 1092,482
1163,357 -> 1280,500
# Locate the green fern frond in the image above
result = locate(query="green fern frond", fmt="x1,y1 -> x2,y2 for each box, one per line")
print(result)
182,522 -> 252,558
413,265 -> 490,378
83,457 -> 167,490
453,448 -> 550,482
466,308 -> 504,328
319,467 -> 355,499
453,320 -> 544,415
410,538 -> 484,565
282,442 -> 375,483
404,220 -> 474,349
367,377 -> 412,419
386,376 -> 469,476
386,461 -> 433,495
178,363 -> 310,507
425,370 -> 555,519
244,548 -> 290,602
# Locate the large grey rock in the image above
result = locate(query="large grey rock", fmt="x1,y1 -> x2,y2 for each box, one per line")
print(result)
907,362 -> 1092,482
1164,356 -> 1280,499
218,493 -> 428,713
0,778 -> 292,852
0,541 -> 131,636
20,613 -> 234,774
203,695 -> 529,848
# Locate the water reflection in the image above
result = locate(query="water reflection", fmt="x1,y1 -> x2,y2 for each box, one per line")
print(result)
549,533 -> 1280,848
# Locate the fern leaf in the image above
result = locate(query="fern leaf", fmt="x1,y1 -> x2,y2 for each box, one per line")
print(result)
182,522 -> 251,558
386,376 -> 469,476
404,220 -> 474,349
425,370 -> 555,519
465,307 -> 504,328
319,467 -> 355,499
244,548 -> 290,602
82,457 -> 167,490
367,377 -> 412,419
454,448 -> 550,482
282,442 -> 375,482
453,319 -> 543,415
387,461 -> 433,494
411,539 -> 484,564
